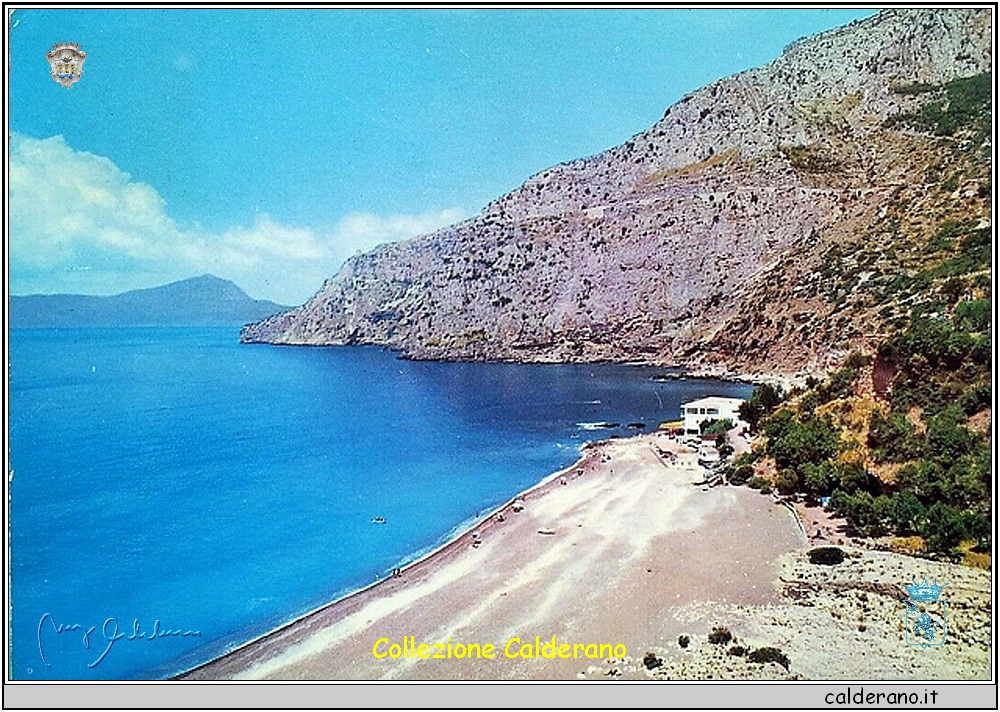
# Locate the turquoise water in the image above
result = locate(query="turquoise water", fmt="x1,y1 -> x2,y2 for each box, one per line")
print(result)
8,327 -> 751,680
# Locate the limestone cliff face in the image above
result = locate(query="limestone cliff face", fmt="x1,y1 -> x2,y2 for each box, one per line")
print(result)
243,8 -> 992,379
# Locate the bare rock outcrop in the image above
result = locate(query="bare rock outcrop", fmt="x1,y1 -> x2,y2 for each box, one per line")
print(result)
243,9 -> 992,380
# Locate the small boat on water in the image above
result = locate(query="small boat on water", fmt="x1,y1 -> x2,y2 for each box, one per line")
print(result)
372,517 -> 387,524
577,421 -> 621,431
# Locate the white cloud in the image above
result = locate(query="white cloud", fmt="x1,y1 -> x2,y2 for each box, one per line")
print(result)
8,134 -> 469,305
330,208 -> 468,254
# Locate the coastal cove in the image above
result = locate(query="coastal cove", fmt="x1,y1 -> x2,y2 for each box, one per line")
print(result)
178,433 -> 991,682
8,327 -> 751,680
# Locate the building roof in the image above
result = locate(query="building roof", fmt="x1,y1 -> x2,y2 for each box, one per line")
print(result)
681,396 -> 745,409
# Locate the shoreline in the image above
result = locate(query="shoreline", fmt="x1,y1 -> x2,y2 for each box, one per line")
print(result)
177,432 -> 991,681
178,433 -> 807,680
239,338 -> 807,391
174,442 -> 605,680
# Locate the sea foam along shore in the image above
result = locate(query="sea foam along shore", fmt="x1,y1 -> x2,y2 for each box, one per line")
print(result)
178,432 -> 805,680
173,439 -> 598,680
178,432 -> 991,681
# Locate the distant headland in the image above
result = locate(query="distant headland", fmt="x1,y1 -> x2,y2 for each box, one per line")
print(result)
9,274 -> 291,329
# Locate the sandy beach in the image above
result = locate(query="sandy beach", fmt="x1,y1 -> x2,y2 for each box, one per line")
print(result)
179,434 -> 991,681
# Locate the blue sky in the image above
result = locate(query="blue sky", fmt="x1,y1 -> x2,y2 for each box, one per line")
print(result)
8,8 -> 876,304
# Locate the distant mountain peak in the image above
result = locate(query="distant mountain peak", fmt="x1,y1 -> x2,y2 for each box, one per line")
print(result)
186,273 -> 233,285
10,275 -> 292,329
145,274 -> 256,301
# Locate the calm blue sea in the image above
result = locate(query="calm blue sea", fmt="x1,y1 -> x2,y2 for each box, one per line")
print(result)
8,327 -> 751,680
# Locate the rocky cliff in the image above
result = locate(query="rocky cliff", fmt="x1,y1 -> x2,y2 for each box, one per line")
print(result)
243,8 -> 992,381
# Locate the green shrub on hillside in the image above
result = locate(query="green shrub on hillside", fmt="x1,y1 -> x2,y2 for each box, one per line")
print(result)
958,383 -> 991,415
747,647 -> 790,670
889,490 -> 927,535
891,81 -> 936,95
807,546 -> 845,565
922,501 -> 985,554
818,364 -> 860,403
868,410 -> 922,463
886,72 -> 991,141
880,305 -> 991,416
926,408 -> 980,463
764,411 -> 839,472
701,418 -> 734,438
739,384 -> 783,433
708,626 -> 733,645
780,144 -> 841,173
800,461 -> 835,496
775,469 -> 801,496
955,298 -> 991,332
726,453 -> 756,485
747,476 -> 772,494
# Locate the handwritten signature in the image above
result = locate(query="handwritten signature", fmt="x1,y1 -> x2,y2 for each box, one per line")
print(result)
38,613 -> 201,668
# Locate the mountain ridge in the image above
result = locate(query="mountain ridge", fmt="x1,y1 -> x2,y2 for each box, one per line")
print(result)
10,274 -> 291,328
242,8 -> 992,382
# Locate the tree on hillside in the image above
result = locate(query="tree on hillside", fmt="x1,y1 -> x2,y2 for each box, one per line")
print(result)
739,384 -> 783,433
700,418 -> 734,438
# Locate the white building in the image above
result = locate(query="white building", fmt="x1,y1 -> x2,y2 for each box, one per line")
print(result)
681,396 -> 746,436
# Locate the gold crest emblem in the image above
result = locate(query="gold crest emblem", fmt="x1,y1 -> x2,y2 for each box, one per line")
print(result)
46,42 -> 86,88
